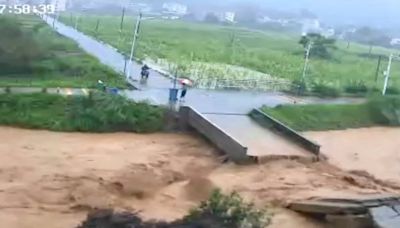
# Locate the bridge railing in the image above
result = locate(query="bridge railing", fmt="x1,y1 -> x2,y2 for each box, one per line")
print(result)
194,78 -> 299,92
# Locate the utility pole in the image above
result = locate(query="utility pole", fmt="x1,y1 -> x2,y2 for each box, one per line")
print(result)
375,55 -> 382,82
382,54 -> 394,95
52,0 -> 58,28
229,30 -> 236,64
118,7 -> 126,46
126,13 -> 143,79
75,15 -> 79,30
120,8 -> 126,33
302,41 -> 313,81
95,19 -> 100,37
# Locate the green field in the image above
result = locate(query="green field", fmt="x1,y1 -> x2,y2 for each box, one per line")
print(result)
0,15 -> 125,88
60,13 -> 400,94
261,96 -> 400,131
0,92 -> 164,133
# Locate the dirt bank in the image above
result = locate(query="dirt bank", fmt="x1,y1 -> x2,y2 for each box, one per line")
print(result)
305,127 -> 400,182
0,127 -> 397,228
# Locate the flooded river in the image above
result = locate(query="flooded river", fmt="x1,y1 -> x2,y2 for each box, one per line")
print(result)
305,127 -> 400,182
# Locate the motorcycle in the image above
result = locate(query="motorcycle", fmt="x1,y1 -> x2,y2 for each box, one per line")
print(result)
140,69 -> 150,84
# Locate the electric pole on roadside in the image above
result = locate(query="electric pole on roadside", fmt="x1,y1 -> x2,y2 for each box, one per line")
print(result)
375,55 -> 383,82
94,19 -> 100,37
120,8 -> 126,34
74,15 -> 79,30
118,7 -> 126,46
382,54 -> 394,95
302,41 -> 313,81
126,12 -> 143,79
52,0 -> 58,28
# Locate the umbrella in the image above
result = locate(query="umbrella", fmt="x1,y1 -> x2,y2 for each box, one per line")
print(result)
180,78 -> 193,86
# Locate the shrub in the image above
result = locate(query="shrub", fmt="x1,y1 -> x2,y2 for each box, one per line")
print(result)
344,80 -> 368,94
291,79 -> 307,95
311,81 -> 341,97
385,87 -> 400,95
186,189 -> 271,228
368,96 -> 400,126
77,190 -> 271,228
0,93 -> 165,133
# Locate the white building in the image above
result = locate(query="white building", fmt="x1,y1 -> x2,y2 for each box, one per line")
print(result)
391,38 -> 400,46
162,2 -> 187,16
322,28 -> 335,38
52,0 -> 68,11
257,16 -> 273,23
224,12 -> 236,23
302,18 -> 321,35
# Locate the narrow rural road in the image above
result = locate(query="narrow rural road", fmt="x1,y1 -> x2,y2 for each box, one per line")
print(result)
0,87 -> 90,96
44,15 -> 363,158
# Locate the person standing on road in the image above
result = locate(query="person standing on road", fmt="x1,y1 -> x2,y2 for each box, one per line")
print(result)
180,83 -> 188,101
179,79 -> 193,102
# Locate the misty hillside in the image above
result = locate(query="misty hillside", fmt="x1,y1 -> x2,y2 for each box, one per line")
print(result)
142,0 -> 400,29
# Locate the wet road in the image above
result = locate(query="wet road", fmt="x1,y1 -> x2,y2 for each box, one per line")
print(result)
44,15 -> 364,113
0,87 -> 90,96
205,114 -> 313,158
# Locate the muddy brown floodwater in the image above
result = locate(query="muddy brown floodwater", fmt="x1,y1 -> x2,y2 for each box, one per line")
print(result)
305,127 -> 400,182
0,126 -> 399,228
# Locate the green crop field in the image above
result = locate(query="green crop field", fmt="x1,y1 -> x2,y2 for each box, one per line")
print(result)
0,14 -> 125,88
261,96 -> 400,131
60,13 -> 400,94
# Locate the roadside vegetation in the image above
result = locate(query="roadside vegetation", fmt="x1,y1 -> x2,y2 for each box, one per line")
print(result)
78,189 -> 271,228
261,96 -> 400,131
60,14 -> 400,94
0,92 -> 164,133
0,15 -> 125,88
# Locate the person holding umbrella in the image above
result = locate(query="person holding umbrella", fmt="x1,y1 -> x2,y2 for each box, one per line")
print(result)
179,78 -> 193,102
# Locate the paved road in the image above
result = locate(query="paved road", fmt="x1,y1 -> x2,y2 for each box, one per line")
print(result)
205,114 -> 312,158
0,87 -> 89,96
45,16 -> 361,159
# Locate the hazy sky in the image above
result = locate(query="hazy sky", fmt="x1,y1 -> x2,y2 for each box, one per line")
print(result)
252,0 -> 400,28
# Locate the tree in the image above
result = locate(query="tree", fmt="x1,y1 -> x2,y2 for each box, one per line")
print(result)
349,27 -> 392,53
0,17 -> 44,74
204,12 -> 220,24
299,33 -> 336,59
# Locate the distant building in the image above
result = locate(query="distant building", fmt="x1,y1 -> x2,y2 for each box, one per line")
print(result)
257,15 -> 291,27
52,0 -> 68,11
322,28 -> 335,38
337,28 -> 356,40
257,16 -> 273,23
302,18 -> 321,35
224,11 -> 236,23
162,2 -> 187,16
391,38 -> 400,46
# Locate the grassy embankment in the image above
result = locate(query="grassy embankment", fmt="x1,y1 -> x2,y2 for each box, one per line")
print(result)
0,92 -> 164,133
60,14 -> 400,94
0,15 -> 125,88
261,96 -> 400,131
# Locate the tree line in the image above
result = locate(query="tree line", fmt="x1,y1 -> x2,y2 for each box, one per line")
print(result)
0,16 -> 45,75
